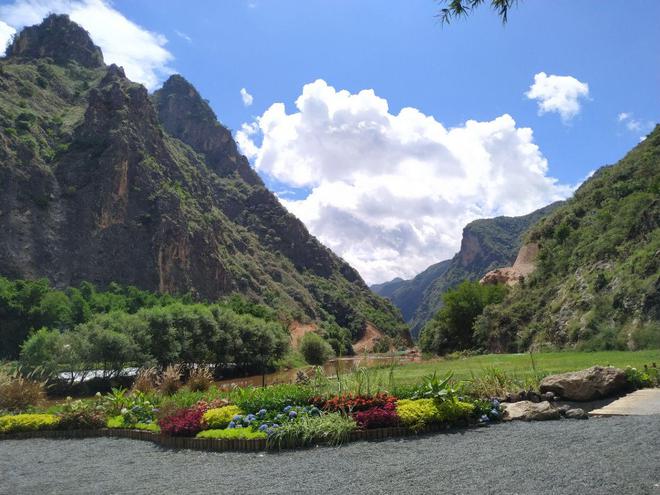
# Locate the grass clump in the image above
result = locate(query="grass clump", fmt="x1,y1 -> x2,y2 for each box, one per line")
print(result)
196,428 -> 267,440
0,366 -> 46,413
267,413 -> 356,449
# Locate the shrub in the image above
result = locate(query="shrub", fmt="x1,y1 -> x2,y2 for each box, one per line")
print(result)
267,413 -> 356,449
202,405 -> 243,429
435,400 -> 475,422
132,367 -> 157,394
396,399 -> 440,431
353,403 -> 399,429
299,332 -> 335,365
196,428 -> 267,440
158,364 -> 182,395
107,416 -> 160,432
104,390 -> 158,426
186,367 -> 213,392
624,366 -> 654,389
230,384 -> 314,413
158,407 -> 205,437
57,398 -> 106,430
316,393 -> 397,413
0,413 -> 60,434
0,366 -> 46,413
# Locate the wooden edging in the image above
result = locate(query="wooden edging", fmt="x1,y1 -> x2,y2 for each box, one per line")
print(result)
0,423 -> 458,452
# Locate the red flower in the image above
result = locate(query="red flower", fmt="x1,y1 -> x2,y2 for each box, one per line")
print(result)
158,407 -> 205,437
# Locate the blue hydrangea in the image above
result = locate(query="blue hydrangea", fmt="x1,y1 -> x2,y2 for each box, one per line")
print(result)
275,414 -> 284,421
283,405 -> 292,413
246,414 -> 257,421
480,414 -> 490,422
309,407 -> 320,416
232,414 -> 242,422
288,410 -> 297,419
257,409 -> 267,417
491,399 -> 500,408
490,409 -> 500,418
258,424 -> 268,432
227,421 -> 236,429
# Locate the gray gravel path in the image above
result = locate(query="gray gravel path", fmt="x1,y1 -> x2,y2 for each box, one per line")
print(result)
1,415 -> 659,495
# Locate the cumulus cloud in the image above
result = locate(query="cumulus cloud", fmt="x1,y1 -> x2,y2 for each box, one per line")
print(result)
238,79 -> 572,284
0,0 -> 173,90
525,72 -> 589,122
240,87 -> 254,107
0,20 -> 16,53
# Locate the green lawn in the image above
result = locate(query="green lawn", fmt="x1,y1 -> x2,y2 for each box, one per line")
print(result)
383,350 -> 660,386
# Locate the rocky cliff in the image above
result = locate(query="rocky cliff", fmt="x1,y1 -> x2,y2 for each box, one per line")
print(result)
0,15 -> 408,343
372,203 -> 561,339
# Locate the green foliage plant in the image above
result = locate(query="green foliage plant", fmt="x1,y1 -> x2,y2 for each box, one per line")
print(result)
299,332 -> 335,365
196,428 -> 267,440
0,413 -> 60,434
267,412 -> 356,449
202,405 -> 243,429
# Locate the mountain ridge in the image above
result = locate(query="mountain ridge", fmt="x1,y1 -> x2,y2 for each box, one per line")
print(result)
0,14 -> 408,347
372,203 -> 562,339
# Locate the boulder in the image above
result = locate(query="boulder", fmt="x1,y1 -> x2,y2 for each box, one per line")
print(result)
539,366 -> 627,401
501,401 -> 561,421
564,408 -> 588,420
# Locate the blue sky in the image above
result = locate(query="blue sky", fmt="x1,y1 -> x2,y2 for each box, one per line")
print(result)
0,0 -> 658,283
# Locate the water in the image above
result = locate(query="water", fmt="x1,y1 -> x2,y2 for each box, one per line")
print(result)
214,352 -> 421,389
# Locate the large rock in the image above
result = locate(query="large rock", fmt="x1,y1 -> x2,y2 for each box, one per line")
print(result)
539,366 -> 627,401
501,401 -> 560,421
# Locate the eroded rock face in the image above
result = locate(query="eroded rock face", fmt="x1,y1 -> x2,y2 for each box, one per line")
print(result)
539,366 -> 627,401
501,400 -> 560,421
480,242 -> 539,286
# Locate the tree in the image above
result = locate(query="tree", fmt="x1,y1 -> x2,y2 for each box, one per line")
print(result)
299,332 -> 335,365
437,0 -> 518,24
419,280 -> 507,355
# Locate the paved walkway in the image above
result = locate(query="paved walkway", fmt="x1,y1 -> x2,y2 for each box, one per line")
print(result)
590,388 -> 660,416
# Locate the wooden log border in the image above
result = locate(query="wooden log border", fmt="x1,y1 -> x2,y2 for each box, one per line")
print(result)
0,423 -> 463,452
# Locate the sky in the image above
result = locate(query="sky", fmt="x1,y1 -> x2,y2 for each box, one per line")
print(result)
0,0 -> 658,284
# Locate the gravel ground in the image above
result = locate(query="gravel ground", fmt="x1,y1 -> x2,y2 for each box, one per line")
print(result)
1,415 -> 659,495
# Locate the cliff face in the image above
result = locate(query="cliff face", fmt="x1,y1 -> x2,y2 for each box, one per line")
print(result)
372,203 -> 561,339
0,15 -> 408,343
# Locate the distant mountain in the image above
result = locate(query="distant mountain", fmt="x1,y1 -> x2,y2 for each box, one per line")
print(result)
478,127 -> 660,352
0,15 -> 408,344
372,203 -> 562,339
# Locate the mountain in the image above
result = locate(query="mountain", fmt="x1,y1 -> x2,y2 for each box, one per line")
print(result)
0,15 -> 408,345
477,128 -> 660,352
372,203 -> 561,339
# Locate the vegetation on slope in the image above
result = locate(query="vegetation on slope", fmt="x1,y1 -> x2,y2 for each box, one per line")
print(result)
0,15 -> 408,351
476,127 -> 660,352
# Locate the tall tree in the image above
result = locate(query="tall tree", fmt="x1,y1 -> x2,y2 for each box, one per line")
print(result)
437,0 -> 518,24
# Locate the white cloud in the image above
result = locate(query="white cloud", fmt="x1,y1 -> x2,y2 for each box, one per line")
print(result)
0,0 -> 173,90
0,20 -> 16,53
525,72 -> 589,122
238,79 -> 572,284
174,29 -> 192,43
617,111 -> 653,134
240,87 -> 253,107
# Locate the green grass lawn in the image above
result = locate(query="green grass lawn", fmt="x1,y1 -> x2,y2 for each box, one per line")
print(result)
382,350 -> 660,386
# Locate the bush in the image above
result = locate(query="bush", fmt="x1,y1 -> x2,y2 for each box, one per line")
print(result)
353,403 -> 399,429
106,416 -> 159,432
186,367 -> 213,392
267,413 -> 356,449
435,400 -> 475,422
202,405 -> 243,429
57,398 -> 106,430
299,332 -> 335,365
0,366 -> 46,413
316,393 -> 396,413
624,366 -> 654,389
158,407 -> 205,437
0,413 -> 59,434
396,399 -> 440,431
229,384 -> 314,413
196,428 -> 267,440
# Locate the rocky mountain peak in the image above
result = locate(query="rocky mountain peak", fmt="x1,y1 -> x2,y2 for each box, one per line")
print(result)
153,74 -> 261,185
5,14 -> 104,68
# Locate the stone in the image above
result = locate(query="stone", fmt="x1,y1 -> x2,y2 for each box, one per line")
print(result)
564,408 -> 588,420
539,366 -> 627,401
501,401 -> 561,421
557,404 -> 572,416
527,390 -> 541,403
543,391 -> 556,401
